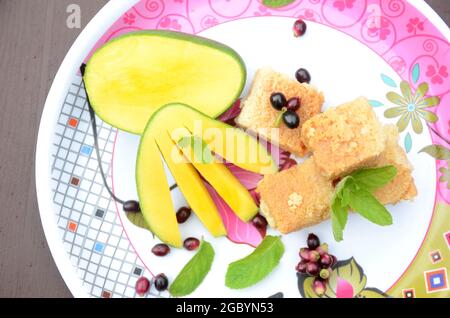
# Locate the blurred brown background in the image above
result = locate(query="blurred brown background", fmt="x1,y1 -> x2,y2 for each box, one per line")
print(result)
0,0 -> 448,298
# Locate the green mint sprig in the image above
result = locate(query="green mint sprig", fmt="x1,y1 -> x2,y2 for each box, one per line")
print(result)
331,166 -> 397,242
169,240 -> 215,297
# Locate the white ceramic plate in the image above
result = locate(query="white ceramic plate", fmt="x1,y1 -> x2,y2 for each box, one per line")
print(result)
37,0 -> 450,298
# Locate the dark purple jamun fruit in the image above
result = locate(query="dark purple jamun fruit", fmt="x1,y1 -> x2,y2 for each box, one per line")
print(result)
183,237 -> 200,251
286,97 -> 301,111
306,262 -> 320,276
307,233 -> 320,249
316,243 -> 329,256
295,68 -> 311,84
270,92 -> 287,110
308,250 -> 320,263
299,248 -> 310,261
330,255 -> 338,267
154,273 -> 169,291
296,260 -> 308,273
282,110 -> 300,129
176,206 -> 192,224
293,19 -> 307,37
135,277 -> 151,296
252,214 -> 268,230
123,200 -> 140,213
319,253 -> 333,268
151,243 -> 170,257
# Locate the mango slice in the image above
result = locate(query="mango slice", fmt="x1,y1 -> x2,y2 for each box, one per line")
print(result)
84,31 -> 246,134
154,129 -> 226,237
136,136 -> 182,247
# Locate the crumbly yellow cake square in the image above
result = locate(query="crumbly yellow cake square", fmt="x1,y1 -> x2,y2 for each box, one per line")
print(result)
301,97 -> 385,180
235,67 -> 324,157
374,125 -> 417,204
256,158 -> 334,234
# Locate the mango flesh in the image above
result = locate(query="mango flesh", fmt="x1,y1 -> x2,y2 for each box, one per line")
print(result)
136,103 -> 277,246
174,130 -> 258,222
160,104 -> 278,175
153,128 -> 226,237
84,31 -> 246,134
135,136 -> 182,247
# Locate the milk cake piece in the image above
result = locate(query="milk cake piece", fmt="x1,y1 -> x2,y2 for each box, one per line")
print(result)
301,97 -> 385,179
257,158 -> 334,234
374,125 -> 417,204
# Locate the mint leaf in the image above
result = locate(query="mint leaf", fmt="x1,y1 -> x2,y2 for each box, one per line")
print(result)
177,135 -> 214,164
350,165 -> 397,191
225,236 -> 284,289
347,188 -> 393,226
330,167 -> 396,241
341,187 -> 351,207
330,177 -> 352,241
333,176 -> 357,205
262,0 -> 295,8
331,198 -> 348,242
331,180 -> 350,226
334,176 -> 352,197
169,240 -> 215,297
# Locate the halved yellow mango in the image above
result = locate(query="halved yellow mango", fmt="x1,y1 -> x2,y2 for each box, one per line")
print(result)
84,31 -> 246,134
